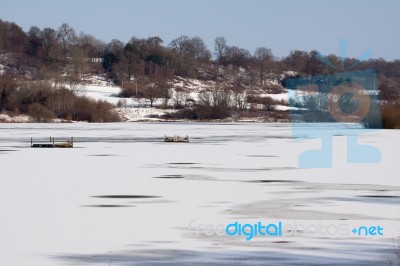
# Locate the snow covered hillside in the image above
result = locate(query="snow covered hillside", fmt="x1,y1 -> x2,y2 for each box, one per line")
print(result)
78,75 -> 290,122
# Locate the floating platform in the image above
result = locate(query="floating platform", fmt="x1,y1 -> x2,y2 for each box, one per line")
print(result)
164,135 -> 189,143
31,137 -> 74,148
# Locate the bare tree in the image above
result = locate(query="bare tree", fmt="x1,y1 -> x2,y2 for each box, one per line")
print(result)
169,36 -> 211,77
40,27 -> 61,64
77,33 -> 106,62
219,86 -> 233,109
214,36 -> 228,63
146,36 -> 163,48
254,47 -> 273,85
210,85 -> 232,109
226,46 -> 251,68
263,96 -> 276,111
143,78 -> 169,107
152,77 -> 171,108
232,86 -> 248,111
187,36 -> 211,62
169,35 -> 190,53
57,23 -> 77,65
171,88 -> 188,108
282,50 -> 309,73
143,83 -> 159,107
160,84 -> 171,108
70,45 -> 88,77
26,26 -> 42,57
198,89 -> 213,106
67,76 -> 85,95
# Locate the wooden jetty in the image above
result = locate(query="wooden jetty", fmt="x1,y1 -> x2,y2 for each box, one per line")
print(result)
164,135 -> 189,143
31,137 -> 74,148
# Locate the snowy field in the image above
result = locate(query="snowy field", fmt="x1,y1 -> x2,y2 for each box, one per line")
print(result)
0,123 -> 399,265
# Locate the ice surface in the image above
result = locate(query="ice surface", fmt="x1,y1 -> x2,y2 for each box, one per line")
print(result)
0,123 -> 399,265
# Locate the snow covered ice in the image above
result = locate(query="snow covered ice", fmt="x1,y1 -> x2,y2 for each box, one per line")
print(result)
0,123 -> 399,265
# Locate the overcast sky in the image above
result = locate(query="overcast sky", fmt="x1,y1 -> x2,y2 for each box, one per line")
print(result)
1,0 -> 399,60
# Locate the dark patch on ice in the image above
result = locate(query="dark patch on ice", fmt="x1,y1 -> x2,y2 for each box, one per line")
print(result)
91,195 -> 161,199
143,240 -> 177,244
0,149 -> 18,154
153,163 -> 297,174
188,166 -> 205,169
285,229 -> 305,234
354,195 -> 400,203
128,199 -> 173,204
0,149 -> 18,155
162,165 -> 296,172
245,155 -> 279,158
359,195 -> 400,198
88,154 -> 119,157
81,204 -> 132,208
236,167 -> 296,172
154,175 -> 185,179
245,180 -> 299,183
299,187 -> 314,190
167,162 -> 198,165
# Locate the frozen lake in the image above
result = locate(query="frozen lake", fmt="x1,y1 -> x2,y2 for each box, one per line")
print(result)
0,123 -> 399,265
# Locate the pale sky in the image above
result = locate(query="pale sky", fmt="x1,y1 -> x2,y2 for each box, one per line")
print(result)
0,0 -> 399,60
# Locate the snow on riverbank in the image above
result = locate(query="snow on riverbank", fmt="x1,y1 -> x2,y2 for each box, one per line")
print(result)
115,107 -> 177,122
0,113 -> 30,122
0,75 -> 291,123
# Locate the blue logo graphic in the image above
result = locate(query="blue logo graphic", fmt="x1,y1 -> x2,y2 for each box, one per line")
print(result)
223,220 -> 384,240
352,225 -> 384,236
286,40 -> 382,168
226,221 -> 282,241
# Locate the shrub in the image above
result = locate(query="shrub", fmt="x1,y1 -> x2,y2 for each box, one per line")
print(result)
28,103 -> 54,122
247,95 -> 280,111
70,97 -> 120,122
167,104 -> 231,120
118,82 -> 144,98
92,100 -> 120,122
